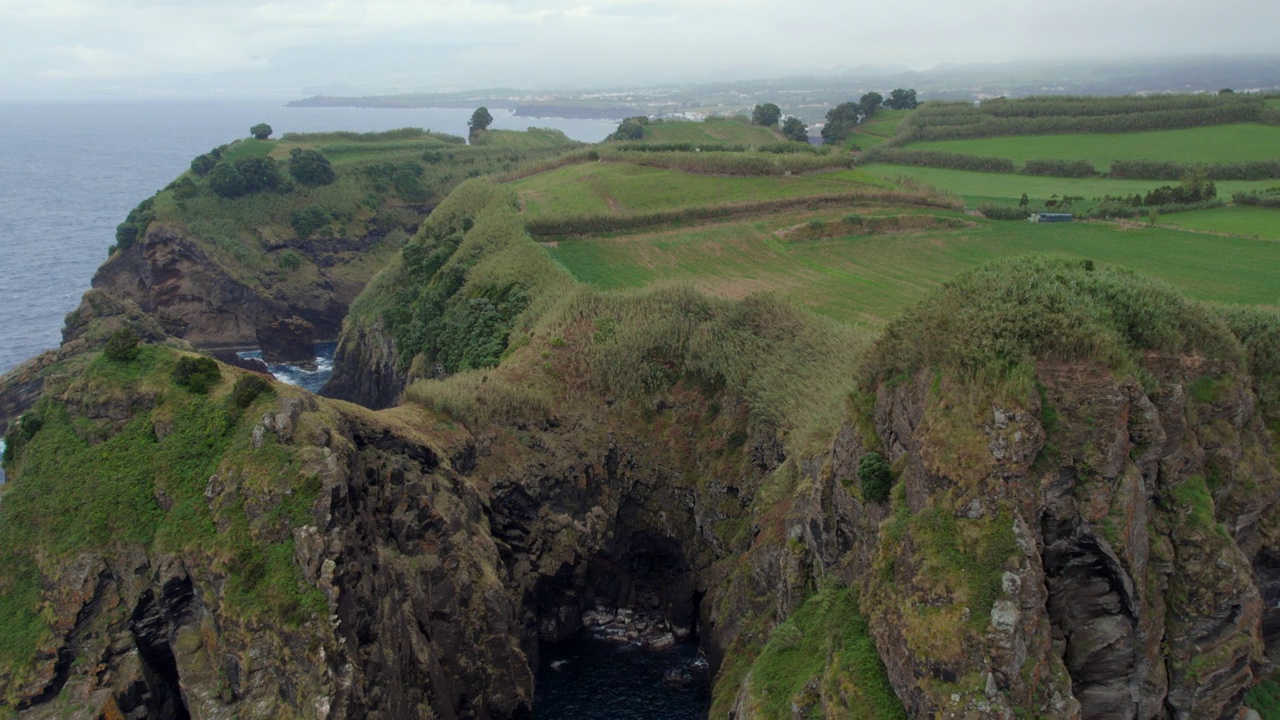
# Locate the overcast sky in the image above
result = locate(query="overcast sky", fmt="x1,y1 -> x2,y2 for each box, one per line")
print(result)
2,0 -> 1278,98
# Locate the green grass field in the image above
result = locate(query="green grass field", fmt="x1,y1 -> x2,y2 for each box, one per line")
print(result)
1161,206 -> 1280,239
543,211 -> 1280,327
513,162 -> 895,218
471,128 -> 578,149
902,124 -> 1280,170
642,118 -> 781,145
861,163 -> 1272,208
851,109 -> 911,149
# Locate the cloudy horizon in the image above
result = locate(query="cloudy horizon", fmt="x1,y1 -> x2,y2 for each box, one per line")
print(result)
3,0 -> 1279,99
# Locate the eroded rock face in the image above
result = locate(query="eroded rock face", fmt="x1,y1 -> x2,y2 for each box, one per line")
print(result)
90,225 -> 360,350
321,318 -> 406,409
861,357 -> 1277,720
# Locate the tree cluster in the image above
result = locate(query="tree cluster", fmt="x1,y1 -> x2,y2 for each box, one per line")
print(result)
287,148 -> 335,186
468,107 -> 493,138
782,117 -> 808,143
208,156 -> 285,199
751,103 -> 782,127
608,116 -> 650,141
250,123 -> 273,140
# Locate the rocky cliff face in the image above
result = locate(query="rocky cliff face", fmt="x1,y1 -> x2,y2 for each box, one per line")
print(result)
853,360 -> 1278,719
90,224 -> 393,351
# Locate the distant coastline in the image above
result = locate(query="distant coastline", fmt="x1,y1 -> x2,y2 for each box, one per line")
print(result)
287,95 -> 639,120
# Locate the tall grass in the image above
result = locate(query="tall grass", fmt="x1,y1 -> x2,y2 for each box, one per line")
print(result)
862,256 -> 1245,392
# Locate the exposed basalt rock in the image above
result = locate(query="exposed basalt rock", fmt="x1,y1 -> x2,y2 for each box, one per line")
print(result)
257,316 -> 316,364
321,318 -> 406,408
861,356 -> 1276,720
90,224 -> 357,350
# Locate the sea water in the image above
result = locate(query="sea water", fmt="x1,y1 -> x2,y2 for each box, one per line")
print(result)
535,633 -> 710,719
0,100 -> 616,375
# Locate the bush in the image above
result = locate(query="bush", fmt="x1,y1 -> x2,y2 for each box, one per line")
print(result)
979,204 -> 1032,221
114,197 -> 155,252
230,374 -> 273,408
190,153 -> 218,176
103,327 -> 141,362
291,205 -> 329,239
173,356 -> 222,394
209,157 -> 284,199
858,452 -> 893,501
287,148 -> 335,186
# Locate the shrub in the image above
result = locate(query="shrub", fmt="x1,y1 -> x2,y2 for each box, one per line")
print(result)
209,157 -> 284,199
230,374 -> 273,408
277,250 -> 303,271
190,153 -> 217,176
114,197 -> 155,252
858,452 -> 893,501
103,327 -> 141,362
250,122 -> 273,140
291,205 -> 329,239
287,148 -> 335,186
979,204 -> 1032,221
173,356 -> 222,394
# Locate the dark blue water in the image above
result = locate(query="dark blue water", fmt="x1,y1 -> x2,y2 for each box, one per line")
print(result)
536,634 -> 710,719
0,100 -> 617,375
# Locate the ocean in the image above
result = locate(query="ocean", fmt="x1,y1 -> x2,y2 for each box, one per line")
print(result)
0,99 -> 617,375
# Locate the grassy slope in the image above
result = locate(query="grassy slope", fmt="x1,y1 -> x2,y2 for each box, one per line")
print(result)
545,210 -> 1280,327
861,163 -> 1273,207
851,109 -> 911,150
513,162 -> 894,218
901,123 -> 1280,170
471,128 -> 579,149
1161,205 -> 1280,239
643,118 -> 781,145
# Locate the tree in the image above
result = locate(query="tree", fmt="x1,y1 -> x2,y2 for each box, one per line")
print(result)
288,148 -> 335,186
886,88 -> 919,110
250,123 -> 273,140
1019,193 -> 1030,208
821,102 -> 860,144
781,116 -> 808,143
751,103 -> 782,127
468,107 -> 493,135
858,92 -> 884,121
608,116 -> 648,141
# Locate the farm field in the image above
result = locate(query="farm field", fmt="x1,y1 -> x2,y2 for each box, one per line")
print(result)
472,128 -> 578,149
851,109 -> 911,149
642,118 -> 781,145
901,123 -> 1280,170
860,163 -> 1272,207
1160,206 -> 1280,239
542,210 -> 1280,327
513,162 -> 895,219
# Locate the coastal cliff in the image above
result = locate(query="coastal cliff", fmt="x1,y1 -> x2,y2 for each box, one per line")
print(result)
2,153 -> 1280,720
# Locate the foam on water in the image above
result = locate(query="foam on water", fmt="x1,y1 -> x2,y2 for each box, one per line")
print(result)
238,341 -> 337,395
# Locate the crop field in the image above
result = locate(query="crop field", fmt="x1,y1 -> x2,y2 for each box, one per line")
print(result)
542,211 -> 1280,326
901,124 -> 1280,170
642,118 -> 781,145
860,164 -> 1272,208
1160,206 -> 1280,239
513,162 -> 895,219
851,109 -> 910,149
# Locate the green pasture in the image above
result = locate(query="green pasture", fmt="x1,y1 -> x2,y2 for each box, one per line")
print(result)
471,128 -> 578,149
642,118 -> 781,145
543,210 -> 1280,327
513,162 -> 894,219
902,123 -> 1280,170
862,164 -> 1272,207
1160,206 -> 1280,239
